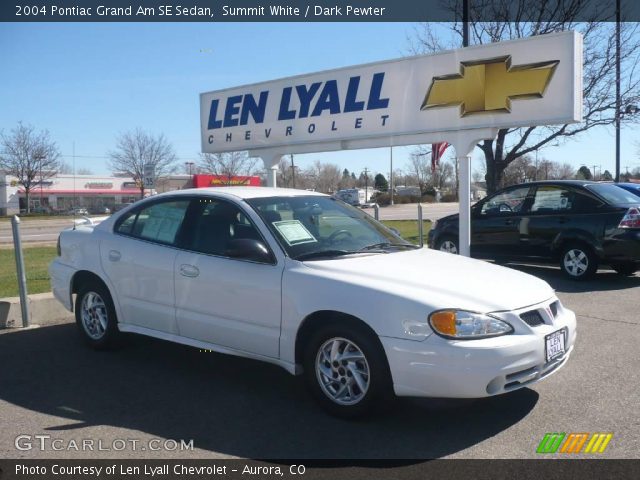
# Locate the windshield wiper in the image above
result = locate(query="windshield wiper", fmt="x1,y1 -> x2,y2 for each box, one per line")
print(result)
294,250 -> 354,261
357,242 -> 420,252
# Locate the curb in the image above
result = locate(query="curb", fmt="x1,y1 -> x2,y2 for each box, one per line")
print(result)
0,292 -> 73,329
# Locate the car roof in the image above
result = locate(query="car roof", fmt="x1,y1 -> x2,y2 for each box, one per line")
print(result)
152,187 -> 327,200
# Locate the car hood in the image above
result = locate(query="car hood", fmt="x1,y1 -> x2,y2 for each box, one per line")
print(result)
301,248 -> 555,312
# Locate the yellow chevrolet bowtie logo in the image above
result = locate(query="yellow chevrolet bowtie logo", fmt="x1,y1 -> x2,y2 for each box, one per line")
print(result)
422,56 -> 559,116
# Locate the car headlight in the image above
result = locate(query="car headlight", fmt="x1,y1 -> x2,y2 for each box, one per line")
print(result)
428,309 -> 513,339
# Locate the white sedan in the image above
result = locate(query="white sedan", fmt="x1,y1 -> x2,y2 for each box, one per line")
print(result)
50,187 -> 576,417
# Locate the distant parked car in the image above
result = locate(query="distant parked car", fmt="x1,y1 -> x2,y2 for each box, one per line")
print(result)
67,207 -> 89,216
616,182 -> 640,198
428,180 -> 640,279
89,206 -> 111,215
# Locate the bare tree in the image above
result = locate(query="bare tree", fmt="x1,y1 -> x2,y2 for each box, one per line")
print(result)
0,122 -> 61,213
407,147 -> 433,192
306,161 -> 342,193
108,128 -> 178,198
198,151 -> 258,184
412,7 -> 640,193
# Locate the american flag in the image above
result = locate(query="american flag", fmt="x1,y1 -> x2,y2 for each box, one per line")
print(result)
431,142 -> 449,172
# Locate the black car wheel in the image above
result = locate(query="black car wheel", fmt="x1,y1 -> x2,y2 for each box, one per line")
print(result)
611,263 -> 638,276
560,244 -> 598,280
75,281 -> 120,349
435,236 -> 459,255
303,323 -> 393,418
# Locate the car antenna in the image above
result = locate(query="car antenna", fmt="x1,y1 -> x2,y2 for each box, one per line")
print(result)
72,141 -> 76,230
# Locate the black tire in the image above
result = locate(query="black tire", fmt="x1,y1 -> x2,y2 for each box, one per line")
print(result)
434,236 -> 459,255
303,322 -> 394,418
560,243 -> 598,280
75,280 -> 120,349
611,263 -> 638,276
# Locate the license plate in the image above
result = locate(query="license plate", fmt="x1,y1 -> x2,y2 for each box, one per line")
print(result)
545,329 -> 566,363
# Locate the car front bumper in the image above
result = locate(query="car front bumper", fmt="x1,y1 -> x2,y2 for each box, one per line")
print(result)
380,301 -> 577,398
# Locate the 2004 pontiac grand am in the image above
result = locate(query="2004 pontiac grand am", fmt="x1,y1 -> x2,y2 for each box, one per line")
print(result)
50,187 -> 576,417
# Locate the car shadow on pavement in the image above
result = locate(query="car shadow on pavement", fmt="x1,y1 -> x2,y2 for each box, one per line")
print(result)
502,263 -> 640,293
0,324 -> 539,460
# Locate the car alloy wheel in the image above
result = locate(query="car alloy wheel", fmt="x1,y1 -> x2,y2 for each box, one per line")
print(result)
80,291 -> 108,340
563,249 -> 588,277
438,239 -> 458,254
315,337 -> 370,406
560,244 -> 597,280
75,280 -> 120,349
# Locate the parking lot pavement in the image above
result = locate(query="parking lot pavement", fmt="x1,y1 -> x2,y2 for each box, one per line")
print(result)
0,267 -> 638,460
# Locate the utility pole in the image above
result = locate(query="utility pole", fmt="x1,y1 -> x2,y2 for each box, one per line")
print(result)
615,0 -> 621,182
290,154 -> 295,188
592,164 -> 599,181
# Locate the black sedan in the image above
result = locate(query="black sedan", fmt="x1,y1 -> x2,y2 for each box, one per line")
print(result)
428,180 -> 640,280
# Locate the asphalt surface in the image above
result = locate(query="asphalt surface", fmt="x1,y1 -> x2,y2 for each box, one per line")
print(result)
0,264 -> 638,460
0,204 -> 459,245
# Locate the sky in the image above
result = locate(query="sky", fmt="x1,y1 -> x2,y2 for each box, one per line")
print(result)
1,22 -> 639,180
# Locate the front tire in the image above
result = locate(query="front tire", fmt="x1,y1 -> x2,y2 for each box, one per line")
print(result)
75,281 -> 120,349
303,323 -> 393,418
560,244 -> 598,280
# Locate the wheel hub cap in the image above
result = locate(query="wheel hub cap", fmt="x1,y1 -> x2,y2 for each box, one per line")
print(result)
315,337 -> 370,406
81,292 -> 108,340
564,249 -> 588,276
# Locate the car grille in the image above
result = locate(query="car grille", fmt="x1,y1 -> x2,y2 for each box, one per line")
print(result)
520,309 -> 545,327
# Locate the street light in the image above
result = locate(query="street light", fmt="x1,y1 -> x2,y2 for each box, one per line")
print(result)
184,161 -> 194,175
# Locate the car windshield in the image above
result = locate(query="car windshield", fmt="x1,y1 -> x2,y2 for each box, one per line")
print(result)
246,195 -> 415,260
585,184 -> 640,205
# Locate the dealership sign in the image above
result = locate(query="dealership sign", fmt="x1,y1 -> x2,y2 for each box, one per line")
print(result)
200,31 -> 581,154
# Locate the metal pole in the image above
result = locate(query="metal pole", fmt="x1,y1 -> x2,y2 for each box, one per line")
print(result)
463,0 -> 470,47
11,216 -> 30,327
459,154 -> 472,256
390,147 -> 394,206
417,203 -> 424,247
374,203 -> 379,221
615,0 -> 621,183
290,154 -> 295,188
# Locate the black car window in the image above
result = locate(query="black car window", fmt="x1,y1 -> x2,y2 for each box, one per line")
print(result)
480,186 -> 531,216
531,186 -> 574,213
186,198 -> 271,262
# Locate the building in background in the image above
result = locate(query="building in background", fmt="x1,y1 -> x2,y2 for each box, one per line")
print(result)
0,173 -> 140,215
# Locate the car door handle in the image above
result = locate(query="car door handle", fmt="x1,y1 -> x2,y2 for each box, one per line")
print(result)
108,250 -> 121,262
179,264 -> 200,278
504,219 -> 514,225
558,217 -> 569,224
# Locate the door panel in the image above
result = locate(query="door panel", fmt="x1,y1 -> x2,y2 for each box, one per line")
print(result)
100,236 -> 179,333
174,252 -> 283,357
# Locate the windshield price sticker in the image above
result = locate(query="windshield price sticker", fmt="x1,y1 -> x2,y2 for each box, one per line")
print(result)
273,220 -> 317,246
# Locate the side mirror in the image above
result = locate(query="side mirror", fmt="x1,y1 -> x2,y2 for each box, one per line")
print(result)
225,239 -> 274,264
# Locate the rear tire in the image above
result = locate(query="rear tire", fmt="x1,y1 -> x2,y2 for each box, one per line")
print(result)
435,236 -> 459,255
75,280 -> 120,349
303,322 -> 394,418
560,243 -> 598,280
611,263 -> 638,276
